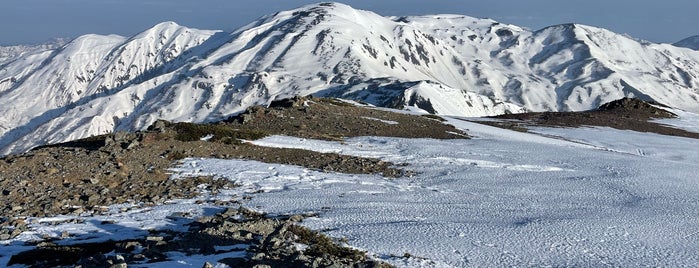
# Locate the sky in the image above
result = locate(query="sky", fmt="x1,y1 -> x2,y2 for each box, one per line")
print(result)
2,0 -> 698,46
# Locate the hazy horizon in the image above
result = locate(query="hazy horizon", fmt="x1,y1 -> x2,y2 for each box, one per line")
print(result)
2,0 -> 698,46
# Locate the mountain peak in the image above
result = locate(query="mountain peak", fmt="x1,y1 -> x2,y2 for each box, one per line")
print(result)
294,2 -> 347,12
534,23 -> 610,36
133,21 -> 191,38
260,1 -> 384,27
674,35 -> 699,50
1,3 -> 699,156
151,21 -> 180,29
150,21 -> 182,30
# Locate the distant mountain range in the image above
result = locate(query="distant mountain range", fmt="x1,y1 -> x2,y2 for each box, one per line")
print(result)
1,2 -> 698,155
0,38 -> 68,65
674,35 -> 699,50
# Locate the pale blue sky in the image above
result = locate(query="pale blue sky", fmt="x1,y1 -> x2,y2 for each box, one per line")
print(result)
2,0 -> 698,46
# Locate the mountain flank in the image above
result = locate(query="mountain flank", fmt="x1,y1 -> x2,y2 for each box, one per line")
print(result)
1,97 -> 697,266
674,35 -> 699,50
1,97 -> 465,219
1,96 -> 468,266
1,2 -> 699,266
2,2 -> 699,155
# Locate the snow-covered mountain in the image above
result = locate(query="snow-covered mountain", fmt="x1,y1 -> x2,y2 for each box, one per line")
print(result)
674,35 -> 699,50
1,2 -> 699,155
0,38 -> 67,65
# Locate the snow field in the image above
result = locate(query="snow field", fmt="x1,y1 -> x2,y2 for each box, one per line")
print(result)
240,122 -> 699,266
2,113 -> 699,267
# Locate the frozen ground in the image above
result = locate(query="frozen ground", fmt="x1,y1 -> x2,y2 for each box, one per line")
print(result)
655,107 -> 699,134
2,113 -> 699,267
242,119 -> 699,267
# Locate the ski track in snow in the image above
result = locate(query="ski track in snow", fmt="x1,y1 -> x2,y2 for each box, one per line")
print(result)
4,118 -> 698,267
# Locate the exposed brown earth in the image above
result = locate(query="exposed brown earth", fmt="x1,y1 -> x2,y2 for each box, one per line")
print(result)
227,97 -> 467,140
483,98 -> 699,139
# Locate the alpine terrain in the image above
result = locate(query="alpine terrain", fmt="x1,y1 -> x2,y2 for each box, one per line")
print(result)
2,2 -> 699,267
1,2 -> 699,155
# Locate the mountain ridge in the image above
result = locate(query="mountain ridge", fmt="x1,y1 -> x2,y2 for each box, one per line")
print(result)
674,35 -> 699,50
1,2 -> 698,155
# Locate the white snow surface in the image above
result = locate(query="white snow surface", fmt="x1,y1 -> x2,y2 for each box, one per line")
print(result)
4,115 -> 699,267
654,107 -> 699,134
3,2 -> 699,155
0,38 -> 67,65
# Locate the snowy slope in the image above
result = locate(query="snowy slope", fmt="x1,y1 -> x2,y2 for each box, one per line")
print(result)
242,126 -> 699,267
2,2 -> 699,155
0,38 -> 67,65
5,114 -> 698,267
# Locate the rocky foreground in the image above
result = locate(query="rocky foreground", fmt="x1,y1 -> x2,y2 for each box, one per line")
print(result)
8,207 -> 393,267
0,97 -> 690,267
0,97 -> 465,267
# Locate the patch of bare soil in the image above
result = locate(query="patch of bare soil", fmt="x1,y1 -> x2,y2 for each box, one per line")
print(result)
226,97 -> 467,140
483,98 -> 699,139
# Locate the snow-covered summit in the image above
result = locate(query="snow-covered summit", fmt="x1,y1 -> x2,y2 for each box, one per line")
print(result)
1,2 -> 699,155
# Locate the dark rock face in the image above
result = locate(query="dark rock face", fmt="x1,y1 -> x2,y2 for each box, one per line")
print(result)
597,97 -> 669,114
